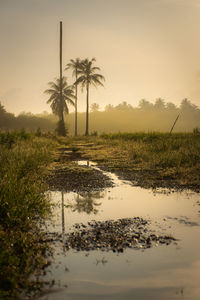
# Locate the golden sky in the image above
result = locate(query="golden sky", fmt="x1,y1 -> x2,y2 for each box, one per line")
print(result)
1,0 -> 200,114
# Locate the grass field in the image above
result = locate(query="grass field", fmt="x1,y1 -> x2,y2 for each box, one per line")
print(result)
0,131 -> 58,299
101,132 -> 200,168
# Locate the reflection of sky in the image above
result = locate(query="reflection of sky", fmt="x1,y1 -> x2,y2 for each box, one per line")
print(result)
40,240 -> 200,299
43,164 -> 200,299
1,0 -> 200,114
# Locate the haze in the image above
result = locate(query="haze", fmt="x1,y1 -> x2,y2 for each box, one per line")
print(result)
1,0 -> 200,115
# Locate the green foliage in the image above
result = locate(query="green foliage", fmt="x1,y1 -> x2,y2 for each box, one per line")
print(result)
0,130 -> 32,148
44,76 -> 75,118
0,135 -> 57,299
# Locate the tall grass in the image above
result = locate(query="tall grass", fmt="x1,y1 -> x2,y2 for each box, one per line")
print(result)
119,133 -> 200,169
101,132 -> 200,166
97,132 -> 200,187
100,131 -> 195,141
0,132 -> 57,299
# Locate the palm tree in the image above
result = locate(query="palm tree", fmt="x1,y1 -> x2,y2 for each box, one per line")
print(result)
44,76 -> 75,135
76,58 -> 105,136
65,58 -> 82,136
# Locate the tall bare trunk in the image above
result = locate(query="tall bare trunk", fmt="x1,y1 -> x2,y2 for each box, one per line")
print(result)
85,83 -> 89,136
59,21 -> 64,123
75,69 -> 78,136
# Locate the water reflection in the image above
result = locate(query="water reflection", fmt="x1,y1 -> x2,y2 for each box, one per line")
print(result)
96,257 -> 108,266
61,191 -> 65,235
69,191 -> 103,215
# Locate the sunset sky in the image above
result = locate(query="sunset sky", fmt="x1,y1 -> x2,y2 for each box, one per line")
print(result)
1,0 -> 200,115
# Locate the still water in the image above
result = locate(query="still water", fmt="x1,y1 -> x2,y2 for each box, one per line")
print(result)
40,161 -> 200,300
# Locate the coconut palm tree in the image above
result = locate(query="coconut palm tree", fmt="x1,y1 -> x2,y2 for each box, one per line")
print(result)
44,76 -> 75,136
76,58 -> 105,136
65,58 -> 82,136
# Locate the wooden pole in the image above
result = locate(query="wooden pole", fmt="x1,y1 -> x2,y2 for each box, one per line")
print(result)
170,114 -> 180,134
59,21 -> 63,122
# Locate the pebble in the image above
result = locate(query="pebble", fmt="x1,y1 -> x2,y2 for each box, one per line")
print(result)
62,217 -> 176,252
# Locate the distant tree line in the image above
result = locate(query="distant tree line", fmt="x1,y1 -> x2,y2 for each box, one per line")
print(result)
1,97 -> 199,134
0,103 -> 55,132
66,98 -> 200,134
104,98 -> 198,112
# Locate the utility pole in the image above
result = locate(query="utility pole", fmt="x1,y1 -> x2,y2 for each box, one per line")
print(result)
59,21 -> 64,123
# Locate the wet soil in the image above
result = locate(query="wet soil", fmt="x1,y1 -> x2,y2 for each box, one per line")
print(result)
46,146 -> 113,193
105,168 -> 200,192
46,166 -> 113,193
46,143 -> 200,193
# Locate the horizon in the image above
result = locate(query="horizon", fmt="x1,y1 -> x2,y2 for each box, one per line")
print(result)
2,98 -> 200,117
1,0 -> 200,115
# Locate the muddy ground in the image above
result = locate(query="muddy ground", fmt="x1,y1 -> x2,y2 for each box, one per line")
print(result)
46,146 -> 113,193
46,143 -> 200,193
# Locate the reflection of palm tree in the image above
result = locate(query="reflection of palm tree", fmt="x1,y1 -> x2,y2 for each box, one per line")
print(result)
71,191 -> 103,214
65,58 -> 82,136
76,58 -> 105,136
61,191 -> 65,235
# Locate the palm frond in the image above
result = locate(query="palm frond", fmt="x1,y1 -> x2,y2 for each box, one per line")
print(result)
47,82 -> 59,90
65,58 -> 82,74
92,80 -> 104,88
46,94 -> 58,104
44,88 -> 58,95
65,96 -> 75,106
91,66 -> 101,72
75,75 -> 86,85
63,101 -> 69,114
93,73 -> 105,81
45,76 -> 75,116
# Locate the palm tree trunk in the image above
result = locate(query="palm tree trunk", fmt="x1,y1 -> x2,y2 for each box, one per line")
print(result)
75,70 -> 78,136
85,83 -> 89,136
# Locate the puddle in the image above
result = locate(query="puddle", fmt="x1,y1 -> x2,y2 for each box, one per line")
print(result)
40,161 -> 200,300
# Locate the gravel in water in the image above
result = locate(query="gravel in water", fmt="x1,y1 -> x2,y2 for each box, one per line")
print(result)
63,217 -> 176,252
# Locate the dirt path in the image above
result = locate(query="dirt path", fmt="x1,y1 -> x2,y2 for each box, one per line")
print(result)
46,140 -> 200,193
46,144 -> 113,193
